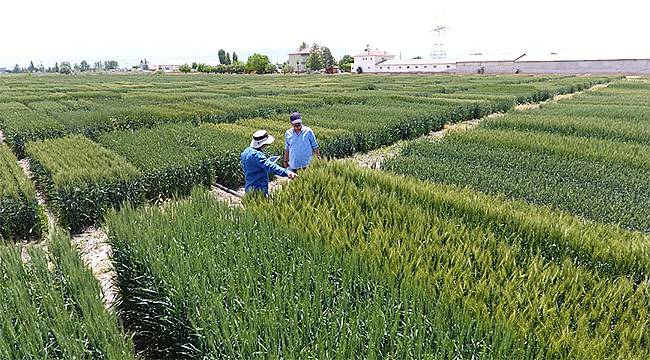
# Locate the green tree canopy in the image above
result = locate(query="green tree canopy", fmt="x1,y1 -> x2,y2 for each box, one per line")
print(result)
306,51 -> 323,71
245,53 -> 273,74
179,64 -> 192,73
321,47 -> 336,68
218,49 -> 226,64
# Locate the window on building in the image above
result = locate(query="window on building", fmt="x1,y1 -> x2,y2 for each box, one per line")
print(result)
433,65 -> 437,68
446,65 -> 450,68
387,66 -> 390,69
415,66 -> 418,68
398,66 -> 401,69
424,66 -> 427,68
407,66 -> 410,69
380,67 -> 383,69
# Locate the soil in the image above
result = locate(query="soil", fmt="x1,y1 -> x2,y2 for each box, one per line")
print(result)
18,159 -> 57,229
72,227 -> 117,311
0,129 -> 4,144
211,184 -> 244,208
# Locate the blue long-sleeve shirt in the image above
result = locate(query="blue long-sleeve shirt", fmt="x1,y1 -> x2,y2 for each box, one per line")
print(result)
240,147 -> 290,194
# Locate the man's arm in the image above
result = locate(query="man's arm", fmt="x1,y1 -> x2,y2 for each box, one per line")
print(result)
308,129 -> 320,159
283,148 -> 289,168
258,153 -> 296,179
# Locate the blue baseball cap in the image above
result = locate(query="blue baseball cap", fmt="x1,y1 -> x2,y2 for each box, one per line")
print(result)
290,112 -> 302,124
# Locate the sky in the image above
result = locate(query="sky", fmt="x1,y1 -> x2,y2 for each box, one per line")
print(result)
1,0 -> 649,68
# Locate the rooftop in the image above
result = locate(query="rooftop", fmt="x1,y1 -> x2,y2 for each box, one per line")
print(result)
353,50 -> 396,57
288,48 -> 312,55
380,58 -> 455,66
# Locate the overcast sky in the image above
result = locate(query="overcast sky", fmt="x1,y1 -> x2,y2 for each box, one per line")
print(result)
1,0 -> 648,68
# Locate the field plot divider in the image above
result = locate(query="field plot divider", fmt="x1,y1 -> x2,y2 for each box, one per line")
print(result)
16,157 -> 57,234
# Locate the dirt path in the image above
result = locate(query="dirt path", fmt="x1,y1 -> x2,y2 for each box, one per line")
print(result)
72,227 -> 118,311
16,157 -> 117,311
0,129 -> 4,144
211,184 -> 244,208
18,159 -> 57,231
211,177 -> 290,208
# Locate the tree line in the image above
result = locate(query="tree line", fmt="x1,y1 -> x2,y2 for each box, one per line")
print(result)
7,60 -> 120,74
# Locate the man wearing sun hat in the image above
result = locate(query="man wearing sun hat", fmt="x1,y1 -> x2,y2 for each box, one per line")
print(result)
241,129 -> 297,195
283,112 -> 321,172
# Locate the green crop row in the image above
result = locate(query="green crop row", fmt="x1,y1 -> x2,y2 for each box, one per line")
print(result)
386,80 -> 650,232
25,135 -> 144,233
0,74 -> 610,159
0,144 -> 43,240
107,188 -> 526,359
0,229 -> 133,358
247,161 -> 650,358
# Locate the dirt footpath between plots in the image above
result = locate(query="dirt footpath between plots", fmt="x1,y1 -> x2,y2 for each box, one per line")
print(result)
353,82 -> 611,169
15,157 -> 118,311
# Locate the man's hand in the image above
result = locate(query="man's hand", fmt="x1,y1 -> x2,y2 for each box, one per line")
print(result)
283,161 -> 289,168
287,171 -> 298,180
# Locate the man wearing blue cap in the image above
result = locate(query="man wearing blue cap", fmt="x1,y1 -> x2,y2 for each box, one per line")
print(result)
283,112 -> 320,172
241,129 -> 297,195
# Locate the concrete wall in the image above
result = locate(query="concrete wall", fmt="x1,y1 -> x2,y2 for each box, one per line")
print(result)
456,59 -> 650,75
455,61 -> 515,74
515,59 -> 650,75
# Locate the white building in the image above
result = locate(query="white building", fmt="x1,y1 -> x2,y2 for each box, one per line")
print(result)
287,48 -> 311,73
352,47 -> 456,74
352,48 -> 396,73
152,64 -> 182,72
374,58 -> 455,73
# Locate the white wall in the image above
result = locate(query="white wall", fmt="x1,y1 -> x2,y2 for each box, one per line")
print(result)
288,54 -> 308,72
352,56 -> 378,73
516,59 -> 650,75
374,62 -> 455,73
456,59 -> 650,74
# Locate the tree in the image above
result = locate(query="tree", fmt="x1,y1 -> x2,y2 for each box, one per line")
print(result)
12,64 -> 21,73
338,55 -> 354,72
28,61 -> 36,72
191,62 -> 198,70
306,50 -> 323,71
179,64 -> 192,73
411,56 -> 422,60
218,49 -> 226,64
245,53 -> 272,74
59,62 -> 72,74
54,62 -> 60,73
79,60 -> 90,71
339,55 -> 353,66
282,63 -> 295,74
321,46 -> 335,68
227,61 -> 245,74
73,63 -> 81,72
103,60 -> 119,71
94,61 -> 102,71
225,52 -> 231,65
298,41 -> 308,51
232,52 -> 238,63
